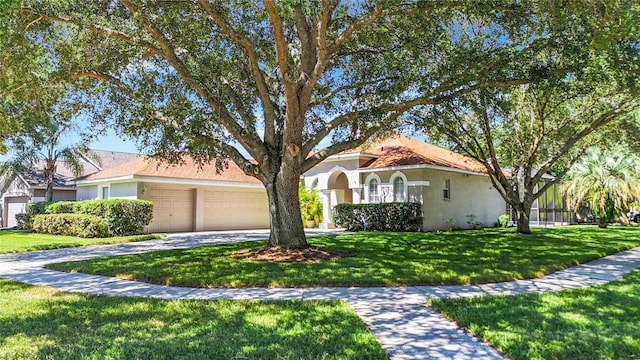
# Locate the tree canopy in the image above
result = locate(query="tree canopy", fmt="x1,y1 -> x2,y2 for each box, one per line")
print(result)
7,1 -> 639,247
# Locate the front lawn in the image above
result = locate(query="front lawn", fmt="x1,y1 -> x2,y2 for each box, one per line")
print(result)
429,267 -> 640,360
47,226 -> 640,287
0,230 -> 165,254
0,279 -> 386,360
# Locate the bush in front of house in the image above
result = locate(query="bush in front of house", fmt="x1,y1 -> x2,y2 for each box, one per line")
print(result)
498,214 -> 511,228
14,201 -> 57,230
32,214 -> 110,238
18,199 -> 153,236
333,202 -> 422,232
73,199 -> 154,236
47,201 -> 76,214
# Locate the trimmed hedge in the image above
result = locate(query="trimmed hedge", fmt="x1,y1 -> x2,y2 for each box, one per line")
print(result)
333,202 -> 423,232
73,199 -> 154,236
32,214 -> 110,238
19,199 -> 153,236
47,201 -> 76,214
15,201 -> 56,230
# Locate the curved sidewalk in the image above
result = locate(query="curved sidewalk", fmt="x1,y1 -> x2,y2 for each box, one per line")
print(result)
1,230 -> 640,360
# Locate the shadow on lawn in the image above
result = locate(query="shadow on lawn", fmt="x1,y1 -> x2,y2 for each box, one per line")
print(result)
430,269 -> 640,360
0,279 -> 386,360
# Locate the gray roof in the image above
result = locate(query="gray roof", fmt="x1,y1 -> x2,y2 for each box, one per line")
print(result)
23,150 -> 141,188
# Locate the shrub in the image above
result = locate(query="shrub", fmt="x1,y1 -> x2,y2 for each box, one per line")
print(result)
498,214 -> 511,228
13,201 -> 57,230
28,201 -> 55,216
47,201 -> 76,214
73,199 -> 153,235
32,214 -> 109,238
299,182 -> 323,224
333,202 -> 422,232
15,213 -> 32,230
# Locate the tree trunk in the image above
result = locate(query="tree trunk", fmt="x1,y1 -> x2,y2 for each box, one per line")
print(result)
45,182 -> 54,202
512,201 -> 532,234
264,166 -> 308,250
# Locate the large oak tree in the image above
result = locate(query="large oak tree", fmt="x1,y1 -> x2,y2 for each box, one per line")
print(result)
9,1 -> 636,248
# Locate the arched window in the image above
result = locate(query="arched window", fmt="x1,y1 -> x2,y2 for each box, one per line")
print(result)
393,176 -> 405,202
369,178 -> 379,203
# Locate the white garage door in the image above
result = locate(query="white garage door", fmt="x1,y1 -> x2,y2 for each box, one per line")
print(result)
5,197 -> 28,228
146,188 -> 194,233
203,188 -> 269,230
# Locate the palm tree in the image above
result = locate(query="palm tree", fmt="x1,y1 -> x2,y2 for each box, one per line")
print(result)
562,146 -> 640,228
0,120 -> 99,201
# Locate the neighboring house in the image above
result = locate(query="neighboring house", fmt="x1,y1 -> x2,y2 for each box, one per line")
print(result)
304,135 -> 506,231
74,157 -> 269,233
0,150 -> 140,228
74,135 -> 508,233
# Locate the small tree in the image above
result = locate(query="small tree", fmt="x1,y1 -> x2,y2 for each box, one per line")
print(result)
562,147 -> 640,228
299,182 -> 322,226
0,120 -> 100,201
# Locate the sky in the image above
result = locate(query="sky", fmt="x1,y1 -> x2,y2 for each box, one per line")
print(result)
89,128 -> 140,154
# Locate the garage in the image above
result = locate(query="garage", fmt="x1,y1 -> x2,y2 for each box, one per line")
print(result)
145,187 -> 194,233
3,196 -> 28,228
203,188 -> 269,230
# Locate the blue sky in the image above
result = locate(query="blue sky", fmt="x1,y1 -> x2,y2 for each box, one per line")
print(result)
89,128 -> 140,154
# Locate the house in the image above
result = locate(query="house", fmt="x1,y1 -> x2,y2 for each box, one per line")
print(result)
304,135 -> 506,230
1,150 -> 140,228
74,157 -> 269,233
73,135 -> 507,233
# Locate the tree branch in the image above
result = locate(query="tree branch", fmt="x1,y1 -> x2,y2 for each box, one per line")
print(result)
196,0 -> 277,147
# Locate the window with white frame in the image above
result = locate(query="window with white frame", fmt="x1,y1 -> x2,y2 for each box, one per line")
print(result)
101,186 -> 109,199
393,176 -> 405,202
369,178 -> 379,203
443,179 -> 451,200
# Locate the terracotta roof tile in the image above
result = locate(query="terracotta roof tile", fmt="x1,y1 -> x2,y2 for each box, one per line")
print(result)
357,135 -> 486,173
80,156 -> 260,183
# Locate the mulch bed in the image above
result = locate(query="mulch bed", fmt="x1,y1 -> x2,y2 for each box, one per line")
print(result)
231,246 -> 349,263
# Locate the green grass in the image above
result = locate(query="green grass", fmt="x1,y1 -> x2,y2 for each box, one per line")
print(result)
0,279 -> 386,360
47,226 -> 640,287
0,230 -> 166,254
429,268 -> 640,360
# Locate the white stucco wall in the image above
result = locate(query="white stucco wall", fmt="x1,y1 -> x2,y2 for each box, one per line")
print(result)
420,169 -> 506,230
110,182 -> 138,199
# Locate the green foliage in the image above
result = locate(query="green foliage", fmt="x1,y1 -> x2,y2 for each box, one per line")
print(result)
562,146 -> 640,228
46,201 -> 75,214
498,214 -> 511,228
14,213 -> 31,230
73,199 -> 154,236
333,202 -> 422,232
299,182 -> 322,223
27,201 -> 55,215
13,201 -> 56,230
8,1 -> 639,247
24,199 -> 153,236
33,214 -> 109,238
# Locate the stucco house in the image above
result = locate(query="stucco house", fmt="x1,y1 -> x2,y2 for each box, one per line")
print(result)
74,135 -> 507,233
1,150 -> 139,228
74,157 -> 269,233
304,135 -> 506,231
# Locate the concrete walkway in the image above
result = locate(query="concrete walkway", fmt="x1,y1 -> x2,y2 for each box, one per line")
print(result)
1,230 -> 640,360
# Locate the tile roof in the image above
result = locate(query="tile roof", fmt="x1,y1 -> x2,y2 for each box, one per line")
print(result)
25,150 -> 142,188
354,135 -> 487,173
79,156 -> 261,184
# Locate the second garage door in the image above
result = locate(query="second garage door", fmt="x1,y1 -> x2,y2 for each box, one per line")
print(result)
146,187 -> 194,233
203,188 -> 269,230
